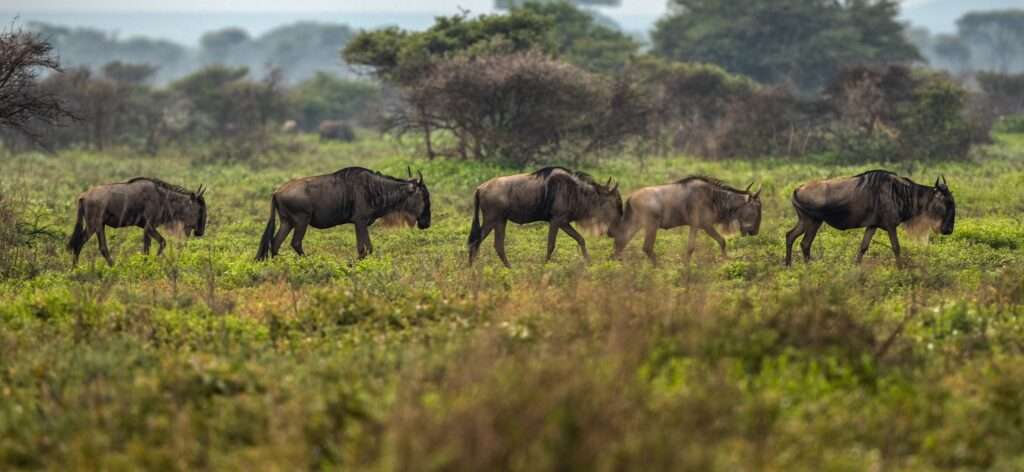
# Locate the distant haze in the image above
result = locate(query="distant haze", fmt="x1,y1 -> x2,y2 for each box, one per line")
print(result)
0,0 -> 1016,46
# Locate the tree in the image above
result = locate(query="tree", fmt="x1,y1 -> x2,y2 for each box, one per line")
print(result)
200,27 -> 250,64
290,72 -> 381,130
957,10 -> 1024,73
933,35 -> 971,73
651,0 -> 920,91
514,1 -> 638,72
0,26 -> 76,143
496,0 -> 619,8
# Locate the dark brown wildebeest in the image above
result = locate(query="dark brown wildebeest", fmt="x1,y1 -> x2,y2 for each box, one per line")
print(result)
785,170 -> 955,266
318,120 -> 355,142
67,178 -> 207,267
256,167 -> 431,261
612,176 -> 761,265
467,167 -> 622,268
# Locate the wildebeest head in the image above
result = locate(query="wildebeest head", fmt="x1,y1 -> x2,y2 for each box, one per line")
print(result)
928,176 -> 955,235
401,168 -> 431,229
592,178 -> 623,237
736,184 -> 762,236
185,185 -> 207,237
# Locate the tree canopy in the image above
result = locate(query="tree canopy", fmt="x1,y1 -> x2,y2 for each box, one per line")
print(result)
651,0 -> 920,91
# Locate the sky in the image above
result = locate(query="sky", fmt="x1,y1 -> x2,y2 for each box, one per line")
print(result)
3,0 -> 667,14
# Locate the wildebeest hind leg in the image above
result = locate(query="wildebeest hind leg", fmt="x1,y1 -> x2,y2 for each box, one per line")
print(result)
856,227 -> 877,263
800,221 -> 823,262
290,217 -> 310,256
493,220 -> 511,268
468,221 -> 495,265
271,221 -> 293,258
71,228 -> 94,267
96,226 -> 114,266
560,223 -> 588,262
785,220 -> 807,266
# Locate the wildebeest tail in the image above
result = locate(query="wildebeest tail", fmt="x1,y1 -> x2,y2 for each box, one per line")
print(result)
66,199 -> 87,252
467,190 -> 482,246
255,197 -> 278,261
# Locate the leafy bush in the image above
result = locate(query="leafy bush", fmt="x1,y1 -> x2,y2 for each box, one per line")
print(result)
290,73 -> 380,131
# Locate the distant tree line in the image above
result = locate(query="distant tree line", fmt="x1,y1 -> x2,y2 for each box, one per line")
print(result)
908,9 -> 1024,75
26,21 -> 357,84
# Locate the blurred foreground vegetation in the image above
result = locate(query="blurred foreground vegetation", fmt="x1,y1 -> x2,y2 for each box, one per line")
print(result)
1,132 -> 1024,469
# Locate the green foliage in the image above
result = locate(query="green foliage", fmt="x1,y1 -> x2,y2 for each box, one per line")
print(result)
289,73 -> 380,130
513,1 -> 638,73
651,0 -> 921,91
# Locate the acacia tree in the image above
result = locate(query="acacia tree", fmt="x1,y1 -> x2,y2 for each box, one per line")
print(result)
651,0 -> 920,91
0,26 -> 75,143
958,10 -> 1024,73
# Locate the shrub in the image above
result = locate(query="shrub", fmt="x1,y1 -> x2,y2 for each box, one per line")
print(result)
289,73 -> 381,131
825,65 -> 982,161
389,51 -> 650,163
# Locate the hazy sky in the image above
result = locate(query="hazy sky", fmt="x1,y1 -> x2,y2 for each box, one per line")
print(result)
2,0 -> 670,14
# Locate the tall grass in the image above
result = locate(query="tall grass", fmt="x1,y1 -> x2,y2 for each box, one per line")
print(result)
0,134 -> 1023,469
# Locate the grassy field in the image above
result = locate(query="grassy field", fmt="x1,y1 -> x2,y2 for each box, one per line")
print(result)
2,133 -> 1024,470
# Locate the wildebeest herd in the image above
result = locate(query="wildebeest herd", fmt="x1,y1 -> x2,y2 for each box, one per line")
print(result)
67,167 -> 957,267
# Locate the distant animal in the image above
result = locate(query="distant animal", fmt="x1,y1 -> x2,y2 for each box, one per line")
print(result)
468,167 -> 622,268
318,120 -> 355,142
785,170 -> 955,265
281,120 -> 299,134
256,167 -> 430,260
613,176 -> 761,265
67,178 -> 207,267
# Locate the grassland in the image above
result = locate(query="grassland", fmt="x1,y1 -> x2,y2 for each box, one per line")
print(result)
2,133 -> 1024,470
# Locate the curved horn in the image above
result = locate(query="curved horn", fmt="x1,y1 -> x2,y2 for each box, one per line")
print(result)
407,166 -> 413,179
744,182 -> 753,193
417,170 -> 424,184
605,177 -> 612,188
935,176 -> 942,188
941,175 -> 948,186
753,186 -> 762,199
611,181 -> 619,192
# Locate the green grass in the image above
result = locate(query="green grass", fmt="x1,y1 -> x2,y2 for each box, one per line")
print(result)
2,133 -> 1024,470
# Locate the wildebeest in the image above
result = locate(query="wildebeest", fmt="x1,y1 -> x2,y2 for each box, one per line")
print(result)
318,120 -> 355,142
467,167 -> 622,268
67,178 -> 207,267
613,176 -> 761,265
281,120 -> 299,134
256,167 -> 431,260
785,170 -> 955,265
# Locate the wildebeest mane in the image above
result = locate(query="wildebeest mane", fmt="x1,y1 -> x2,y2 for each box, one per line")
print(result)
855,170 -> 932,221
331,166 -> 420,215
677,175 -> 750,220
537,169 -> 610,220
126,177 -> 194,196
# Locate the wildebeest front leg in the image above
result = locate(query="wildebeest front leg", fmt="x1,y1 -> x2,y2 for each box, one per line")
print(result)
886,226 -> 902,264
545,222 -> 559,263
493,219 -> 511,268
642,224 -> 658,266
96,226 -> 114,266
354,222 -> 371,259
685,226 -> 699,264
704,225 -> 727,258
560,222 -> 589,262
144,226 -> 166,256
856,227 -> 877,263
